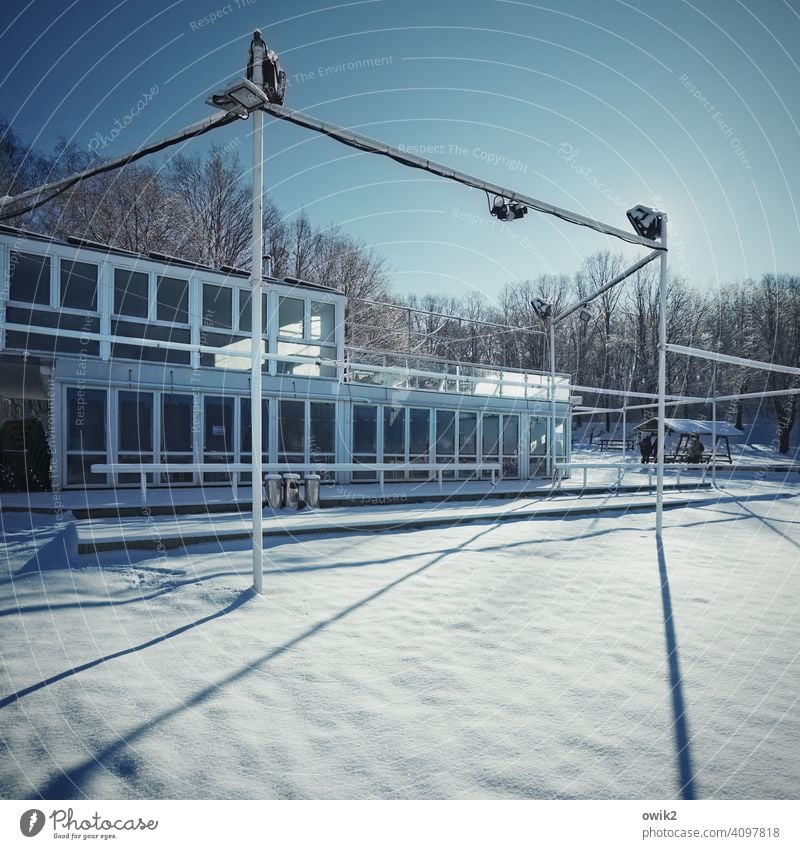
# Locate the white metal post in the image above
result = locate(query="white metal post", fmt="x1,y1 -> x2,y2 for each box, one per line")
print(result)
711,360 -> 717,487
250,40 -> 266,595
656,214 -> 668,535
548,315 -> 556,479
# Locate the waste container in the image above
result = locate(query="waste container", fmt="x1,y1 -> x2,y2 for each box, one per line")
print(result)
304,474 -> 321,509
282,473 -> 301,509
265,474 -> 283,509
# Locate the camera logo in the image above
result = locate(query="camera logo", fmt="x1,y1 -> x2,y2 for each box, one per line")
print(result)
19,809 -> 46,837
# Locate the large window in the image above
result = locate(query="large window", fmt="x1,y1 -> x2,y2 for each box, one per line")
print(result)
310,402 -> 336,477
459,412 -> 478,476
529,417 -> 547,477
118,391 -> 154,483
279,400 -> 305,464
156,275 -> 189,323
436,410 -> 456,478
279,296 -> 304,337
384,406 -> 405,478
409,408 -> 430,478
114,269 -> 149,318
238,290 -> 267,333
503,415 -> 520,478
203,396 -> 235,482
310,301 -> 335,342
203,283 -> 233,329
66,388 -> 107,485
482,414 -> 500,480
161,394 -> 194,483
60,260 -> 98,311
352,404 -> 377,480
9,252 -> 50,305
277,295 -> 337,378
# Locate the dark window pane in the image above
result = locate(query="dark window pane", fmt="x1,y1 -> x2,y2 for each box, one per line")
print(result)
503,415 -> 519,455
436,410 -> 455,454
9,252 -> 50,305
238,290 -> 267,333
203,283 -> 233,328
310,402 -> 335,456
310,301 -> 335,342
240,398 -> 268,453
409,409 -> 429,457
353,404 -> 377,453
118,391 -> 153,452
162,394 -> 193,452
204,396 -> 234,452
459,413 -> 477,454
483,414 -> 500,456
279,400 -> 305,454
383,406 -> 405,455
156,275 -> 189,323
60,260 -> 98,311
114,268 -> 149,317
279,296 -> 304,337
67,388 -> 106,451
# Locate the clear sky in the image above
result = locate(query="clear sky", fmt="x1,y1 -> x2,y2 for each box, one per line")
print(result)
2,0 -> 799,303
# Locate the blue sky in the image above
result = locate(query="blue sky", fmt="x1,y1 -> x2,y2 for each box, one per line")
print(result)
2,0 -> 799,302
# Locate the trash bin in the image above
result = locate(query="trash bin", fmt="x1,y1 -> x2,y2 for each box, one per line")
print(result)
282,473 -> 301,509
304,474 -> 321,509
265,474 -> 283,509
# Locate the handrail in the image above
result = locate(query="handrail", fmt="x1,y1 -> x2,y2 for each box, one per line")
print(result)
91,461 -> 503,501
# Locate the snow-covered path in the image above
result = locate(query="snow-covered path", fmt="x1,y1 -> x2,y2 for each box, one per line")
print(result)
1,485 -> 799,799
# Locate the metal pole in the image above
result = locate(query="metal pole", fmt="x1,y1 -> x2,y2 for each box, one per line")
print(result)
250,38 -> 266,595
656,214 -> 668,535
622,350 -> 627,464
549,315 -> 556,479
711,361 -> 717,487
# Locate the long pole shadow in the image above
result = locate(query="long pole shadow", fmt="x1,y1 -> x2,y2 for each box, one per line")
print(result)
656,535 -> 696,800
32,522 -> 500,799
0,589 -> 255,709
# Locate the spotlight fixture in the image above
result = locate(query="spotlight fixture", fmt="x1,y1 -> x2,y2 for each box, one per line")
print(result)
626,204 -> 663,241
490,195 -> 528,222
530,297 -> 552,321
578,307 -> 592,323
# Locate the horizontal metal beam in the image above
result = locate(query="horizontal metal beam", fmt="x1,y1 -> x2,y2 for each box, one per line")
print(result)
666,343 -> 800,377
260,100 -> 664,251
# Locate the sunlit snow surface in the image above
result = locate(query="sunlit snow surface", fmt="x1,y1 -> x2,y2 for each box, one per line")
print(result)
1,479 -> 799,799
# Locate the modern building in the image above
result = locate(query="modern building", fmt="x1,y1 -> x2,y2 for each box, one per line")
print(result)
0,225 -> 572,491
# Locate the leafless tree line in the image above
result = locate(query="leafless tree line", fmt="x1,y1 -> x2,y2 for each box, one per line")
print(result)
3,119 -> 799,449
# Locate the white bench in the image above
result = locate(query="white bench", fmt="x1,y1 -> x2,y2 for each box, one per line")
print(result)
90,462 -> 502,501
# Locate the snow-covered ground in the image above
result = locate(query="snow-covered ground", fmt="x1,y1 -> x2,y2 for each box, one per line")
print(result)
1,479 -> 799,800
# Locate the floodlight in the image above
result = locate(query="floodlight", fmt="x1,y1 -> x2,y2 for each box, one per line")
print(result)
578,307 -> 592,323
490,196 -> 528,222
530,297 -> 552,320
207,78 -> 268,114
626,204 -> 663,241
